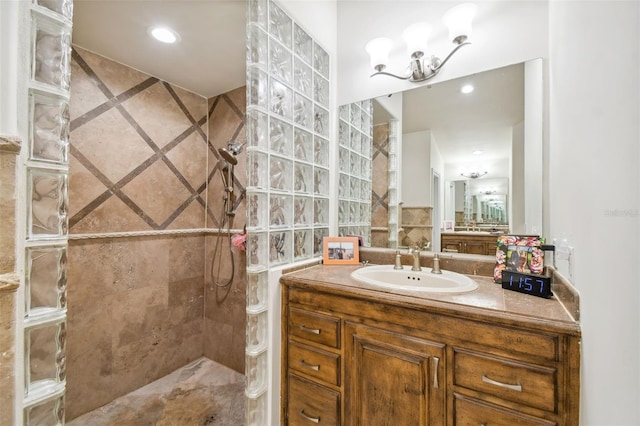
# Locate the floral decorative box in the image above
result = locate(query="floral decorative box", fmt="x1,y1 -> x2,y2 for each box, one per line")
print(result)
494,235 -> 545,282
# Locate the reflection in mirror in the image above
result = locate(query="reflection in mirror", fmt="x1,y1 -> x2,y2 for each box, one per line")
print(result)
358,59 -> 543,251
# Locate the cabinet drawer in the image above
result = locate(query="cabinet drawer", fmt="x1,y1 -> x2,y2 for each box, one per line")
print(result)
453,349 -> 556,412
288,374 -> 340,426
454,394 -> 556,426
289,308 -> 340,348
289,341 -> 340,386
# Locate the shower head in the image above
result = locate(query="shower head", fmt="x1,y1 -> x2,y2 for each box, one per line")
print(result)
228,141 -> 245,156
218,141 -> 245,166
218,147 -> 238,166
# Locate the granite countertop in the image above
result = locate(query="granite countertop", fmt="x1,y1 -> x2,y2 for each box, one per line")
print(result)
281,264 -> 580,336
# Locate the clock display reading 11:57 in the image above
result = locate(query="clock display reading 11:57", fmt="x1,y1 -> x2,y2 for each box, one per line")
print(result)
501,271 -> 553,299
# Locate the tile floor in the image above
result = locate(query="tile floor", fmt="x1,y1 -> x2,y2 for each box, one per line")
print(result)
67,357 -> 245,426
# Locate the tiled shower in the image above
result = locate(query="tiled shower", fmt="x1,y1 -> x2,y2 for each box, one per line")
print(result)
10,0 -> 375,424
64,46 -> 248,420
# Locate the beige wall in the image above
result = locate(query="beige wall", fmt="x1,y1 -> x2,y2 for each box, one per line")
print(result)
66,47 -> 247,419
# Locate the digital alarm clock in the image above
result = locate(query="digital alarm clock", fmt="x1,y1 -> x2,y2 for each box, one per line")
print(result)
501,270 -> 553,299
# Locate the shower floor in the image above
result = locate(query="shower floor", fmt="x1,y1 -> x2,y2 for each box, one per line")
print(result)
67,357 -> 245,426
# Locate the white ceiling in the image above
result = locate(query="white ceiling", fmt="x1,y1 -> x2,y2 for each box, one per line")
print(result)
72,1 -> 524,173
72,0 -> 248,98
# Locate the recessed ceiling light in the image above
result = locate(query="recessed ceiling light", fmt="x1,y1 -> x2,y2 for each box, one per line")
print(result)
461,84 -> 474,94
473,150 -> 483,155
149,26 -> 180,44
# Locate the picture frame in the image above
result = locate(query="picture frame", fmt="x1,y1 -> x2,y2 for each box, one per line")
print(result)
323,236 -> 360,265
443,220 -> 455,232
493,235 -> 545,282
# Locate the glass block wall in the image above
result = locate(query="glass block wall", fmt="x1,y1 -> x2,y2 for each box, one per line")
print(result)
387,118 -> 400,248
22,1 -> 72,424
338,101 -> 372,245
245,0 -> 331,423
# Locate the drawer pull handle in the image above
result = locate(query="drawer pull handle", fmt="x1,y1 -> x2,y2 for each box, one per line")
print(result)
300,359 -> 320,371
433,357 -> 439,389
300,409 -> 320,423
300,325 -> 321,335
482,374 -> 523,392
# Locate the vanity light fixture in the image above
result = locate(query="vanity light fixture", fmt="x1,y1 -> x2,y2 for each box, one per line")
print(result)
460,171 -> 488,179
148,26 -> 181,44
480,189 -> 496,195
365,3 -> 477,82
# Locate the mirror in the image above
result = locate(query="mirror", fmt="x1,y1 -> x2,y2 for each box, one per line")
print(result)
359,59 -> 543,249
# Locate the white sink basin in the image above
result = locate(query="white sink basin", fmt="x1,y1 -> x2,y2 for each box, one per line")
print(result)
350,265 -> 478,293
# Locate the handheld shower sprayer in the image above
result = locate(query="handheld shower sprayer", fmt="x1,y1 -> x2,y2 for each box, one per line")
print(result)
217,140 -> 245,213
211,140 -> 246,289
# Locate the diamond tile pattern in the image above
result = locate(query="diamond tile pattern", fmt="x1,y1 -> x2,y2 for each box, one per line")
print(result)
371,123 -> 390,247
68,47 -> 246,232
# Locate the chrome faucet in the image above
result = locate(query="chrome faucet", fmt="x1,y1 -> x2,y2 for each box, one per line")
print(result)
431,253 -> 443,274
411,247 -> 422,271
394,250 -> 403,270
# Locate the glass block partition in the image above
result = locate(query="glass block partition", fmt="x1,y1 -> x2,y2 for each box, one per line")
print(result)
387,118 -> 400,248
245,0 -> 331,423
337,101 -> 373,245
22,1 -> 72,423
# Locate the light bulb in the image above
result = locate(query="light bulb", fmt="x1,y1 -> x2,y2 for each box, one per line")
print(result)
402,23 -> 431,58
442,3 -> 477,44
365,38 -> 392,71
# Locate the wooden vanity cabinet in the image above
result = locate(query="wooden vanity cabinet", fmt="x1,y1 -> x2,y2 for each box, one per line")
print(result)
441,233 -> 499,255
281,281 -> 580,426
344,322 -> 446,425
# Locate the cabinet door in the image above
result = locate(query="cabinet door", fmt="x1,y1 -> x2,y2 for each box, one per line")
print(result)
344,323 -> 446,426
464,240 -> 486,255
441,236 -> 462,253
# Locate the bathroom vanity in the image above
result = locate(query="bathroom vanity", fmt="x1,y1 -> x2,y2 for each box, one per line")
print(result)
280,264 -> 580,425
441,231 -> 501,255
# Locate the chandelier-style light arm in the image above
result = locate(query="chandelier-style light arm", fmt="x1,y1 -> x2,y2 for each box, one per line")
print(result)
368,41 -> 471,82
430,41 -> 470,73
368,70 -> 412,80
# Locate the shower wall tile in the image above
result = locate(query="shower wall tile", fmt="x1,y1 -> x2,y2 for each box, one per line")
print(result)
70,107 -> 156,183
0,142 -> 19,274
69,57 -> 109,119
165,132 -> 208,192
371,123 -> 390,244
65,235 -> 205,420
203,235 -> 247,374
69,196 -> 152,234
121,84 -> 196,149
0,279 -> 18,426
206,86 -> 247,230
68,47 -> 209,232
203,85 -> 247,373
71,46 -> 150,98
120,161 -> 194,226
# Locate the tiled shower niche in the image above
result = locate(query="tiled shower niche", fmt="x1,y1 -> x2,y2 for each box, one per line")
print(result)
338,101 -> 373,245
245,0 -> 331,423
